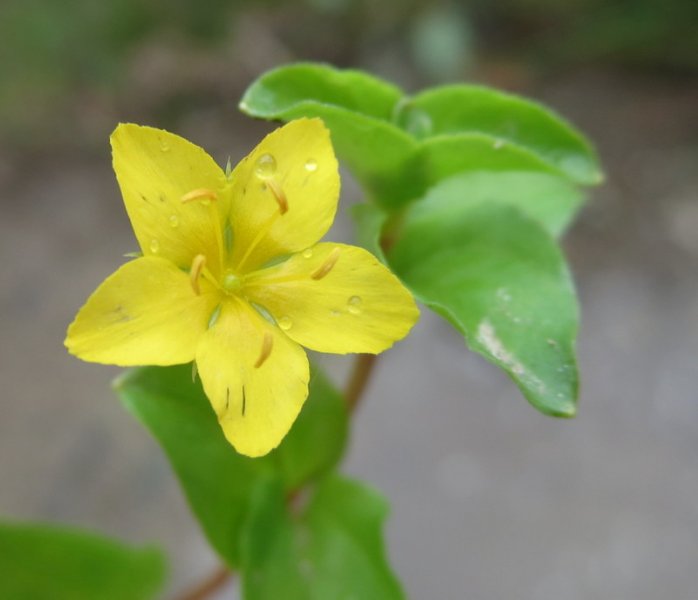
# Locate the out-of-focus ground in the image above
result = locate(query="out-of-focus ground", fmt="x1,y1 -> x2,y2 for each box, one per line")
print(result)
1,2 -> 698,599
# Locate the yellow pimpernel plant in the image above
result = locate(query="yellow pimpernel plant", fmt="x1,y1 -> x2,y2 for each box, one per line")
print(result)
66,118 -> 419,457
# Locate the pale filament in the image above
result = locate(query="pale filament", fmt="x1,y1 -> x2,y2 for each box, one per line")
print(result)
264,178 -> 288,214
181,188 -> 218,203
254,331 -> 274,368
310,247 -> 341,280
189,254 -> 207,295
245,248 -> 342,288
180,187 -> 226,273
234,177 -> 289,272
234,209 -> 282,273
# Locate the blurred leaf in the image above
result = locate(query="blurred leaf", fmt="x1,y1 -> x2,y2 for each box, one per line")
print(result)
389,183 -> 579,417
0,521 -> 165,600
419,170 -> 585,237
351,203 -> 389,262
410,85 -> 603,185
115,363 -> 346,567
241,476 -> 404,600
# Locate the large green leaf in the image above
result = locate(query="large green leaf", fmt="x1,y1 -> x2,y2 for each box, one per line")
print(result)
115,363 -> 346,567
416,170 -> 585,238
389,182 -> 579,417
0,521 -> 165,600
409,85 -> 603,185
240,476 -> 404,600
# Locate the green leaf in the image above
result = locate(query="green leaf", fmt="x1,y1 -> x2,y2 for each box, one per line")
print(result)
115,363 -> 346,567
409,85 -> 603,185
274,369 -> 348,490
389,183 -> 579,417
417,170 -> 585,238
239,63 -> 418,207
241,476 -> 404,600
0,521 -> 165,600
419,133 -> 563,188
239,63 -> 403,121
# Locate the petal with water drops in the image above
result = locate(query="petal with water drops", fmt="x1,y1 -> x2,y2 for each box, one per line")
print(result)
244,243 -> 419,354
226,119 -> 340,273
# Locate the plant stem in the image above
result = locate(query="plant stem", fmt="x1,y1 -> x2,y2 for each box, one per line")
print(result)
344,353 -> 378,412
173,565 -> 231,600
172,352 -> 379,600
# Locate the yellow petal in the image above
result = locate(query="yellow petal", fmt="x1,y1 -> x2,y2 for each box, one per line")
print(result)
244,243 -> 419,354
195,300 -> 310,457
66,257 -> 220,366
111,123 -> 227,274
226,118 -> 339,273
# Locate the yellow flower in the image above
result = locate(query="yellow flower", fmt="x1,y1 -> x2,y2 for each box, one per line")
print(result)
65,118 -> 419,457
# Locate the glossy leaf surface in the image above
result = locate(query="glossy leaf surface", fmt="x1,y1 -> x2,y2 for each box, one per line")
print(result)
389,183 -> 579,416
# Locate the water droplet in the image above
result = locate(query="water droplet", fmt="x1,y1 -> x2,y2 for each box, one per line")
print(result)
347,295 -> 362,315
278,316 -> 293,331
168,214 -> 179,228
330,309 -> 341,317
160,140 -> 170,152
302,248 -> 313,258
254,153 -> 276,179
304,159 -> 318,172
149,239 -> 160,253
493,139 -> 505,150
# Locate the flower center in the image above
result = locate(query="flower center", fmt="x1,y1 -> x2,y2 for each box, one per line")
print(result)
222,272 -> 242,293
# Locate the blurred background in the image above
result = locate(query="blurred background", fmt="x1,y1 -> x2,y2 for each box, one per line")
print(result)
1,0 -> 697,598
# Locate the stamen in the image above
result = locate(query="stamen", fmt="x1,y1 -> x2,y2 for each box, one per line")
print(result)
254,331 -> 274,368
310,247 -> 341,280
190,254 -> 206,295
181,188 -> 218,204
265,179 -> 288,214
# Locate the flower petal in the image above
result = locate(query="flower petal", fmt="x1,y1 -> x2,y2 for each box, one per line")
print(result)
111,123 -> 227,273
66,257 -> 219,366
195,301 -> 310,457
227,118 -> 339,272
244,243 -> 419,354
